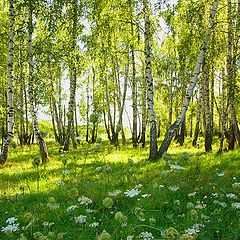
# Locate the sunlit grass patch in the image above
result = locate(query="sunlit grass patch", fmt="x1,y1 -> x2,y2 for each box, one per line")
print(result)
0,140 -> 240,239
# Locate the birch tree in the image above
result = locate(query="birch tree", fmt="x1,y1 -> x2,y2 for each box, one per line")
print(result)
158,0 -> 219,157
0,0 -> 15,165
28,1 -> 49,163
144,0 -> 158,160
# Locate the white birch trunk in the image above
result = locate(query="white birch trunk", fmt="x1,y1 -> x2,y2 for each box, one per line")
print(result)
158,0 -> 219,157
0,0 -> 15,165
28,4 -> 49,163
144,0 -> 158,160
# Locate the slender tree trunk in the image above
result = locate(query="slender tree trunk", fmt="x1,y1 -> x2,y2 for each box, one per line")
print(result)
144,0 -> 158,160
192,88 -> 202,146
121,63 -> 129,146
0,0 -> 15,165
86,76 -> 90,142
28,4 -> 48,163
158,0 -> 218,157
140,61 -> 147,148
130,11 -> 138,148
202,59 -> 212,151
63,1 -> 78,151
219,69 -> 228,153
227,0 -> 237,150
18,41 -> 26,146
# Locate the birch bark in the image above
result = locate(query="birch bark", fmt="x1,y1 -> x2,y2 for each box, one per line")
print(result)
28,3 -> 49,163
144,0 -> 158,160
158,0 -> 219,157
0,0 -> 15,164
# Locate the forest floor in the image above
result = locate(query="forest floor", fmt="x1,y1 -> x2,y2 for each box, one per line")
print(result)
0,139 -> 240,240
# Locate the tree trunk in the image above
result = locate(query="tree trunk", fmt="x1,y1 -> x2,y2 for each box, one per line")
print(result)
130,11 -> 138,148
158,0 -> 218,157
144,0 -> 158,160
63,1 -> 78,151
86,76 -> 90,142
192,88 -> 202,146
28,3 -> 48,163
0,0 -> 15,165
202,59 -> 212,151
140,61 -> 147,148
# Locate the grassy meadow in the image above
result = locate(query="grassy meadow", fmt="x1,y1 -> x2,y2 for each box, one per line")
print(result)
0,139 -> 240,240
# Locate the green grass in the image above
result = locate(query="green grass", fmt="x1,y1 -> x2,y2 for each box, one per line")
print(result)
0,139 -> 240,240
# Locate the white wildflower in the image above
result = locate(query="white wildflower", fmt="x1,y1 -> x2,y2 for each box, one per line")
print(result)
1,224 -> 19,233
89,222 -> 99,228
78,196 -> 93,205
6,217 -> 18,225
217,172 -> 225,177
185,224 -> 204,235
95,167 -> 102,171
169,164 -> 185,170
232,202 -> 240,209
188,192 -> 196,197
168,186 -> 179,192
66,205 -> 79,212
142,194 -> 151,198
139,231 -> 154,240
108,190 -> 122,196
42,222 -> 54,227
75,215 -> 87,223
226,193 -> 237,199
185,228 -> 199,235
126,235 -> 134,240
124,189 -> 141,197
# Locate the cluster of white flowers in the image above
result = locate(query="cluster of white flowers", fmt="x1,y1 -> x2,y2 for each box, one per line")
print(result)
124,188 -> 141,198
78,196 -> 93,205
108,190 -> 122,196
89,222 -> 99,228
185,223 -> 205,235
1,217 -> 19,234
124,184 -> 143,197
217,172 -> 225,177
66,205 -> 79,212
75,215 -> 87,224
232,202 -> 240,209
226,193 -> 237,199
168,186 -> 179,192
42,222 -> 55,227
139,231 -> 154,239
169,164 -> 185,170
